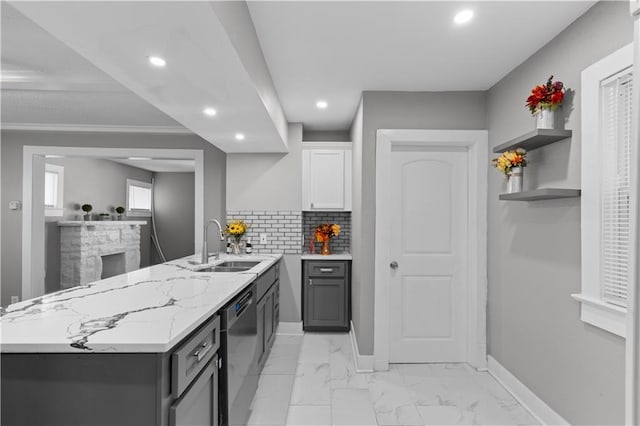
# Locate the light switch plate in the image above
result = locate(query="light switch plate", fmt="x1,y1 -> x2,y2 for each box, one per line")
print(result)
10,296 -> 19,304
9,201 -> 21,210
260,233 -> 268,244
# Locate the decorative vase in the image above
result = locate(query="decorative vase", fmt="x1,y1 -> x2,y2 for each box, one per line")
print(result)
321,239 -> 331,256
83,214 -> 91,221
231,240 -> 242,256
536,108 -> 554,129
507,167 -> 524,193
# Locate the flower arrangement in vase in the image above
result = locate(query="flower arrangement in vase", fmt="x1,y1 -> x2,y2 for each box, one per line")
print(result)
492,149 -> 527,193
224,219 -> 249,255
526,75 -> 565,129
81,204 -> 93,221
315,223 -> 341,255
115,206 -> 125,220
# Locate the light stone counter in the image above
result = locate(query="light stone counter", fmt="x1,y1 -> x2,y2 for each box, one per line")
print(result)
301,253 -> 352,260
0,253 -> 282,353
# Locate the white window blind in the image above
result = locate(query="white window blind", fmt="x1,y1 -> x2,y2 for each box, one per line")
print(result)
600,69 -> 633,307
44,171 -> 59,208
126,179 -> 152,217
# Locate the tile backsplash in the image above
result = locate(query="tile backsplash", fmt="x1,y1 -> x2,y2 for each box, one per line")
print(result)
225,210 -> 351,255
302,211 -> 351,254
226,211 -> 302,254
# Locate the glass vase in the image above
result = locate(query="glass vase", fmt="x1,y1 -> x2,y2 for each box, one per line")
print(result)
321,239 -> 331,255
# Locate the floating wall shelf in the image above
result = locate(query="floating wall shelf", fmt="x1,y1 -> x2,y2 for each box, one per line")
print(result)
499,188 -> 581,201
493,129 -> 572,153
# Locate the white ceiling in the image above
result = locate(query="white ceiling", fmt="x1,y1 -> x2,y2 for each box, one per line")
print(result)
8,1 -> 289,153
248,1 -> 596,130
1,3 -> 185,130
2,1 -> 597,143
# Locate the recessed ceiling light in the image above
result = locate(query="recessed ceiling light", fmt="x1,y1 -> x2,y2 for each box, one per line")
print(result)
454,9 -> 474,25
316,100 -> 328,109
45,154 -> 64,159
203,107 -> 217,117
148,56 -> 166,67
235,133 -> 245,141
128,156 -> 152,161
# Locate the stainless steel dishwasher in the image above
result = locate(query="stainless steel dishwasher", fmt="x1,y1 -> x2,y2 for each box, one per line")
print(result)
220,283 -> 258,426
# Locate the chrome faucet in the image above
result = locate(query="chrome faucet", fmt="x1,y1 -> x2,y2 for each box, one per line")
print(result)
201,219 -> 225,264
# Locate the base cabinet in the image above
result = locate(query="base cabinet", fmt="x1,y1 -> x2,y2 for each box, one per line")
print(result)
1,316 -> 221,426
170,355 -> 219,426
303,260 -> 351,331
257,279 -> 279,371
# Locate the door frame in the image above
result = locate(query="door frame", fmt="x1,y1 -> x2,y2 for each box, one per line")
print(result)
374,129 -> 488,371
22,146 -> 204,300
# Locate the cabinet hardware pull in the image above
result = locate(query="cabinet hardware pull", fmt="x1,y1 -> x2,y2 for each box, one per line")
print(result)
193,341 -> 212,362
309,279 -> 313,286
320,268 -> 333,273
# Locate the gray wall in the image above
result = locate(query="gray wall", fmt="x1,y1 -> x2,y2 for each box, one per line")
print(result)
151,172 -> 195,264
44,157 -> 153,294
1,130 -> 226,306
486,2 -> 632,424
302,130 -> 351,142
227,123 -> 303,322
351,91 -> 487,354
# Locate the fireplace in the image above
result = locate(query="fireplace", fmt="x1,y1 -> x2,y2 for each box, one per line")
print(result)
58,221 -> 147,289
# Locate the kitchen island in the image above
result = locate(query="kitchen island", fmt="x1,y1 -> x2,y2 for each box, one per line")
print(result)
1,253 -> 282,426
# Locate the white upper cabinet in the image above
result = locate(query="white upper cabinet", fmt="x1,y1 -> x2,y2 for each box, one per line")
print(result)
302,142 -> 352,211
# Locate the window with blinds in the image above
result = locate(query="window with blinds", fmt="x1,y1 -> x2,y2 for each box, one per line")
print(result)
600,68 -> 633,308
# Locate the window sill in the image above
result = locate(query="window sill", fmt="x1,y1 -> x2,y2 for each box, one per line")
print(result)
571,294 -> 626,338
127,210 -> 152,218
45,208 -> 64,217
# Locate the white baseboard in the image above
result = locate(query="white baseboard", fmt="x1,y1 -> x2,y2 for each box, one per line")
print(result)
349,321 -> 374,372
277,321 -> 303,335
487,355 -> 569,426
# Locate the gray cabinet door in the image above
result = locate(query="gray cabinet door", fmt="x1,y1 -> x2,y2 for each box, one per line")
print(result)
304,277 -> 347,329
170,355 -> 219,426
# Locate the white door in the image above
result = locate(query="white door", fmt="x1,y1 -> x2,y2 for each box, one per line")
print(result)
388,148 -> 468,363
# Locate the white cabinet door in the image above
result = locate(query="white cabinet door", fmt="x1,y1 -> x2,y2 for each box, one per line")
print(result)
302,147 -> 352,211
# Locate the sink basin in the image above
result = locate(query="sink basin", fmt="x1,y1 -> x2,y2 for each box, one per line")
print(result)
216,261 -> 260,268
193,261 -> 260,273
195,266 -> 250,273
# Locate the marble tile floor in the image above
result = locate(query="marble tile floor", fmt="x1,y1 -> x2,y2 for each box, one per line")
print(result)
247,332 -> 538,426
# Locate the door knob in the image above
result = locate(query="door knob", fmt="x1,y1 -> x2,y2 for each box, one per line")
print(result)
390,261 -> 399,269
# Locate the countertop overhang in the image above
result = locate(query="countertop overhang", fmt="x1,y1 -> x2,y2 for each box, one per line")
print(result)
0,253 -> 282,354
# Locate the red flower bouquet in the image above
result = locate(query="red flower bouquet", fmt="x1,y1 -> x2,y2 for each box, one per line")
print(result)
526,75 -> 565,115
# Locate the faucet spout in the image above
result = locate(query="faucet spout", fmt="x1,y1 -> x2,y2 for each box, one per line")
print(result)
201,218 -> 225,264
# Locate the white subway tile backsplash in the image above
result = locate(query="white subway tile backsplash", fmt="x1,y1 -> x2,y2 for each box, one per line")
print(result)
226,210 -> 302,254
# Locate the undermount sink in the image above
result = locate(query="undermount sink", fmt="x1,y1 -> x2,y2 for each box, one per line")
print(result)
194,261 -> 260,273
217,261 -> 260,268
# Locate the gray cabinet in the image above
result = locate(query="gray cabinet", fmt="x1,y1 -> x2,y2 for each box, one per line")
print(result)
170,355 -> 219,426
1,315 -> 221,426
256,263 -> 280,372
303,260 -> 351,331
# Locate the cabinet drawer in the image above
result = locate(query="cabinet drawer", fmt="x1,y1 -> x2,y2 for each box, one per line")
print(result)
172,315 -> 220,397
307,261 -> 345,278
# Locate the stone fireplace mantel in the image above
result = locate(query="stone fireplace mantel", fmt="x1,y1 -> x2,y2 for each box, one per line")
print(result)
58,221 -> 147,289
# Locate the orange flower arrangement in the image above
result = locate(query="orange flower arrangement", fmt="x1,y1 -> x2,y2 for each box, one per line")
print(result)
315,223 -> 340,242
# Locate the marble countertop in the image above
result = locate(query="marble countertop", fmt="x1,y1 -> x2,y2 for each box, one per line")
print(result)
301,253 -> 352,260
0,253 -> 282,353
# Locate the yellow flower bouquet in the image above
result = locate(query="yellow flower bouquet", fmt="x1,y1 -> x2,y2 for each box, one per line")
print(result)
224,219 -> 249,245
492,148 -> 527,175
